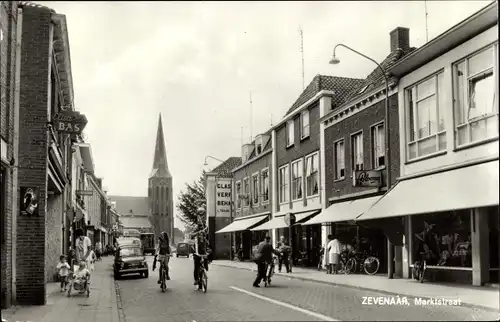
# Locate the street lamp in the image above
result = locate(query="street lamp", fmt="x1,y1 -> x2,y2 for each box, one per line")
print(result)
204,155 -> 225,166
329,43 -> 393,278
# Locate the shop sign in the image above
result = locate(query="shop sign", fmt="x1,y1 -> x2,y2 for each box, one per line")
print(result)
20,186 -> 40,216
284,213 -> 296,226
215,179 -> 231,218
76,190 -> 93,196
353,170 -> 382,188
53,111 -> 88,134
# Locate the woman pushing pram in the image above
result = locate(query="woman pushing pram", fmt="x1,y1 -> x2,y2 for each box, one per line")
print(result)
67,261 -> 90,297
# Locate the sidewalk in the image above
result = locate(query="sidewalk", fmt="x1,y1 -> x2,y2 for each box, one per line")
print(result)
213,260 -> 500,312
1,257 -> 120,322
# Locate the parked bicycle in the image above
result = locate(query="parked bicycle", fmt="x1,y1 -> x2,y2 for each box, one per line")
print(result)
413,252 -> 427,283
344,247 -> 380,275
295,251 -> 308,267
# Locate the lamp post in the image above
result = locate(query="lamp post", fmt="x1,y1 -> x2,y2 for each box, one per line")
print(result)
204,155 -> 225,166
329,44 -> 394,279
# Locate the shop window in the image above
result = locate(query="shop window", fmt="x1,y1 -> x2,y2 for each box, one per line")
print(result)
301,110 -> 310,139
260,170 -> 269,203
453,44 -> 498,147
305,152 -> 319,197
351,132 -> 364,171
278,165 -> 289,203
488,206 -> 499,270
334,140 -> 345,179
286,120 -> 294,147
406,71 -> 446,160
291,159 -> 303,200
371,123 -> 385,168
412,210 -> 472,268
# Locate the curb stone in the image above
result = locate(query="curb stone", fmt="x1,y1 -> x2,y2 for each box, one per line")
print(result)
114,277 -> 126,322
213,263 -> 499,313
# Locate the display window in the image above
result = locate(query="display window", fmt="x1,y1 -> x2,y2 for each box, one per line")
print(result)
412,209 -> 471,267
488,206 -> 499,270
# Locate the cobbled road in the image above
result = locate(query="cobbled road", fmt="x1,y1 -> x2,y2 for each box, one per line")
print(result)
115,256 -> 499,322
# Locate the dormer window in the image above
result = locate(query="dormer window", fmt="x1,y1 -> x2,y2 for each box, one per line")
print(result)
255,136 -> 263,155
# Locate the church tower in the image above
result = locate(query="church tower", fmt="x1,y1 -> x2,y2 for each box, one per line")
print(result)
148,113 -> 174,240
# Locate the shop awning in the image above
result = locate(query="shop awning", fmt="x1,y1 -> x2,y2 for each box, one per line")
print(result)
302,196 -> 381,225
74,203 -> 87,222
215,214 -> 268,234
251,210 -> 320,231
358,160 -> 499,221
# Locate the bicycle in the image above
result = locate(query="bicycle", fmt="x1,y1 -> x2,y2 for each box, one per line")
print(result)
264,256 -> 278,287
195,254 -> 208,293
345,249 -> 380,275
157,254 -> 172,293
413,252 -> 427,283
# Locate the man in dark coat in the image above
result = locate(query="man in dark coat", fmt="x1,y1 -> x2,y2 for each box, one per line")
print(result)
253,236 -> 280,287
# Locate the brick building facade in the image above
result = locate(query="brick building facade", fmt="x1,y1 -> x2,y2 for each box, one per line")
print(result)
1,0 -> 19,309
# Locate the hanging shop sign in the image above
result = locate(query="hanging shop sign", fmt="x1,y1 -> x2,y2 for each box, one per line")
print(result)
20,186 -> 40,216
284,213 -> 296,226
215,179 -> 231,217
52,111 -> 88,134
76,190 -> 93,196
353,169 -> 383,188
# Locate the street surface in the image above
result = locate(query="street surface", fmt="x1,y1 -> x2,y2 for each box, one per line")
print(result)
115,256 -> 499,321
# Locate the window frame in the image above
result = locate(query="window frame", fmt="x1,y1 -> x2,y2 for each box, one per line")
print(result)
291,158 -> 304,201
333,139 -> 345,180
242,177 -> 250,208
278,164 -> 290,204
351,131 -> 364,172
305,151 -> 319,198
251,172 -> 260,206
452,43 -> 499,148
301,110 -> 310,139
370,121 -> 385,169
235,180 -> 242,209
405,70 -> 447,161
260,168 -> 270,204
286,119 -> 295,147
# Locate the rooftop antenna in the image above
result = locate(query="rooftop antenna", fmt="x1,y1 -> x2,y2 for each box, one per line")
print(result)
424,1 -> 429,43
299,25 -> 305,90
249,91 -> 253,142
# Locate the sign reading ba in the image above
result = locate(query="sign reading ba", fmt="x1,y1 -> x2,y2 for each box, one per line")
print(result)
53,111 -> 88,134
353,169 -> 383,188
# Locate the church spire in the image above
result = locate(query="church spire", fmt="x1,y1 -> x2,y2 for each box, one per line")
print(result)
150,113 -> 171,178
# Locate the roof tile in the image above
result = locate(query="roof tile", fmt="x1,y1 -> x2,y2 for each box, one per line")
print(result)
212,157 -> 242,178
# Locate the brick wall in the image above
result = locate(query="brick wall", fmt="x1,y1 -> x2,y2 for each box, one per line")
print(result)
324,94 -> 400,200
233,152 -> 272,219
0,0 -> 18,309
16,5 -> 52,305
45,193 -> 63,282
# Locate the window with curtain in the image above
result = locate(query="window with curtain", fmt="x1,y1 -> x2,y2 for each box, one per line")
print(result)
243,178 -> 249,207
305,153 -> 319,197
334,140 -> 345,179
301,110 -> 310,138
235,181 -> 242,209
261,170 -> 269,203
279,165 -> 289,203
453,44 -> 498,147
286,120 -> 295,146
252,174 -> 259,205
406,71 -> 446,160
351,133 -> 364,171
291,159 -> 303,200
371,123 -> 385,168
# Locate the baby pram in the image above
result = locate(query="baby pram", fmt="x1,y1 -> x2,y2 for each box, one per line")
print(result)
264,254 -> 278,287
67,265 -> 90,297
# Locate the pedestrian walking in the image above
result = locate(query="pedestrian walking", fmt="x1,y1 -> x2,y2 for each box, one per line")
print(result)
252,236 -> 280,287
327,234 -> 341,274
276,236 -> 291,273
75,228 -> 92,271
95,241 -> 102,261
68,241 -> 76,270
57,255 -> 70,292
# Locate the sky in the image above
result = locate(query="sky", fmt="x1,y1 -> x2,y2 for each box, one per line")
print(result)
43,1 -> 492,230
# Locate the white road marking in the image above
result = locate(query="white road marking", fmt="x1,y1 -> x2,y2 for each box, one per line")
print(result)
230,286 -> 339,321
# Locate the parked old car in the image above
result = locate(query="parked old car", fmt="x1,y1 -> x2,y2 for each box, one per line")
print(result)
113,245 -> 148,279
176,242 -> 193,257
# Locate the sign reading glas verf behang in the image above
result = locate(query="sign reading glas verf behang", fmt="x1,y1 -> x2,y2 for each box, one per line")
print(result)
216,179 -> 231,218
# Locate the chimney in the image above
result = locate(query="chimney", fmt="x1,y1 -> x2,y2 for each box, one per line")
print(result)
390,27 -> 410,52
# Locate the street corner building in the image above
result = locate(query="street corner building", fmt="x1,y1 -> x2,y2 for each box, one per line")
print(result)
206,157 -> 242,259
0,1 -> 92,306
215,132 -> 273,261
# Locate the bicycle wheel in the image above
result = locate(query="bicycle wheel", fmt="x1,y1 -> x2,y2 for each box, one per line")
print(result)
202,270 -> 208,293
345,258 -> 356,274
418,262 -> 426,283
363,256 -> 380,275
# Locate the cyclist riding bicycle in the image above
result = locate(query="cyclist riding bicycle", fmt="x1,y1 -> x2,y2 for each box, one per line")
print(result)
192,225 -> 210,287
153,231 -> 171,283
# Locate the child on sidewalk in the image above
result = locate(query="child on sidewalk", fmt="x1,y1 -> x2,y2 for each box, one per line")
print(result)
88,247 -> 97,272
56,255 -> 71,292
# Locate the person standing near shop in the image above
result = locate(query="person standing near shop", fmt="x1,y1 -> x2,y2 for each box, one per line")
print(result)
327,234 -> 341,274
277,236 -> 291,273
